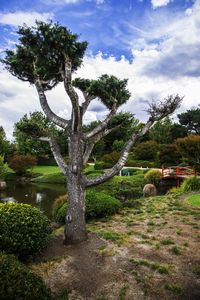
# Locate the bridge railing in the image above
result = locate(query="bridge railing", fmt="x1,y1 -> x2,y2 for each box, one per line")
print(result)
162,166 -> 197,178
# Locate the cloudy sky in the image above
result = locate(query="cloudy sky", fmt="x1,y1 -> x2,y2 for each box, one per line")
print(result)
0,0 -> 200,139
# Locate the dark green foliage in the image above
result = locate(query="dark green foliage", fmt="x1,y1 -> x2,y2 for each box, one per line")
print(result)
67,75 -> 131,109
2,21 -> 87,89
0,203 -> 51,259
170,246 -> 181,255
14,112 -> 57,155
176,135 -> 200,169
158,144 -> 181,166
0,126 -> 13,157
95,175 -> 145,201
0,252 -> 51,300
94,161 -> 113,170
181,176 -> 200,192
72,77 -> 91,93
126,159 -> 158,168
133,140 -> 159,161
149,117 -> 187,144
53,191 -> 121,224
89,75 -> 130,109
0,155 -> 9,180
8,154 -> 37,175
102,151 -> 120,165
178,108 -> 200,134
112,140 -> 124,152
164,283 -> 182,294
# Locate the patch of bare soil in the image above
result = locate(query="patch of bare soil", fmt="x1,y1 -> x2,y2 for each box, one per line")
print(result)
32,233 -> 145,299
32,194 -> 200,299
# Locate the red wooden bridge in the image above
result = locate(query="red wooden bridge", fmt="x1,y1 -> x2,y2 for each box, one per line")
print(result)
162,165 -> 198,179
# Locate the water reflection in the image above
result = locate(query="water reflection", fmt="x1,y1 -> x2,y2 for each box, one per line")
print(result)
0,181 -> 66,218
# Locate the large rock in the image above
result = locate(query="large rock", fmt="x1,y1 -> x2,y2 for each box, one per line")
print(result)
143,184 -> 157,197
0,181 -> 7,190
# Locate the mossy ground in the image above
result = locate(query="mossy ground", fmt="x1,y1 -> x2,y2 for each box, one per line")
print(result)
32,193 -> 200,299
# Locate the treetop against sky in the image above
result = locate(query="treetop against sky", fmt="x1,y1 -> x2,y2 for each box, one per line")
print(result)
0,0 -> 200,139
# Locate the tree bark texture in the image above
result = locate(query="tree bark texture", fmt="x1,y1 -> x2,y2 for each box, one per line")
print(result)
63,133 -> 88,244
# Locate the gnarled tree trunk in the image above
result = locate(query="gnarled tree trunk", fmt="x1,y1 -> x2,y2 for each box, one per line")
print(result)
64,133 -> 88,244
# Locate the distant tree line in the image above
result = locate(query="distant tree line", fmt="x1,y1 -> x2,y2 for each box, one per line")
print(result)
1,107 -> 200,171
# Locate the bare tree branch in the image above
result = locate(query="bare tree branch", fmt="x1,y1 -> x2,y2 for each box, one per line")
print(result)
85,119 -> 153,187
63,55 -> 81,132
146,95 -> 183,121
85,93 -> 182,187
83,125 -> 120,164
80,92 -> 96,116
35,80 -> 69,129
86,102 -> 117,139
39,136 -> 68,175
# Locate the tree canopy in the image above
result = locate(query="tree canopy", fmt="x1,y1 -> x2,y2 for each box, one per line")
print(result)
178,108 -> 200,135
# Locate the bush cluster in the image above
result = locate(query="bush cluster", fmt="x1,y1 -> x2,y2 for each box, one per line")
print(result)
53,191 -> 121,224
95,175 -> 145,201
8,154 -> 37,175
94,161 -> 113,170
0,203 -> 51,259
144,169 -> 162,185
0,252 -> 51,300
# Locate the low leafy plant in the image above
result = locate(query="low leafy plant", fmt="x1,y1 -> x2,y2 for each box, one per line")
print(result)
160,239 -> 175,245
192,265 -> 200,277
164,283 -> 182,294
0,252 -> 52,299
52,194 -> 67,218
0,203 -> 51,259
181,176 -> 200,192
169,245 -> 181,255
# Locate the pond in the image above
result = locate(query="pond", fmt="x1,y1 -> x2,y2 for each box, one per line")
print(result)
0,181 -> 66,218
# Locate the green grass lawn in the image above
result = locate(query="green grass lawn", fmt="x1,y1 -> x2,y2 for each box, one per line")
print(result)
31,165 -> 60,175
187,194 -> 200,207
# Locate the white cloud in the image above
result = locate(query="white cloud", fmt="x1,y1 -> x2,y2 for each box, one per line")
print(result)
1,1 -> 200,140
96,0 -> 105,4
151,0 -> 171,9
0,11 -> 54,27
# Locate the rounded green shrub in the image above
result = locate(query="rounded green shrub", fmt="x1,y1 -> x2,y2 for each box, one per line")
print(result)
144,169 -> 162,185
181,176 -> 200,192
85,190 -> 121,219
0,252 -> 51,299
53,191 -> 121,224
0,203 -> 52,259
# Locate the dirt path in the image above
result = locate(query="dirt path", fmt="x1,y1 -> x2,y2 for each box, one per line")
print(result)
32,193 -> 200,299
